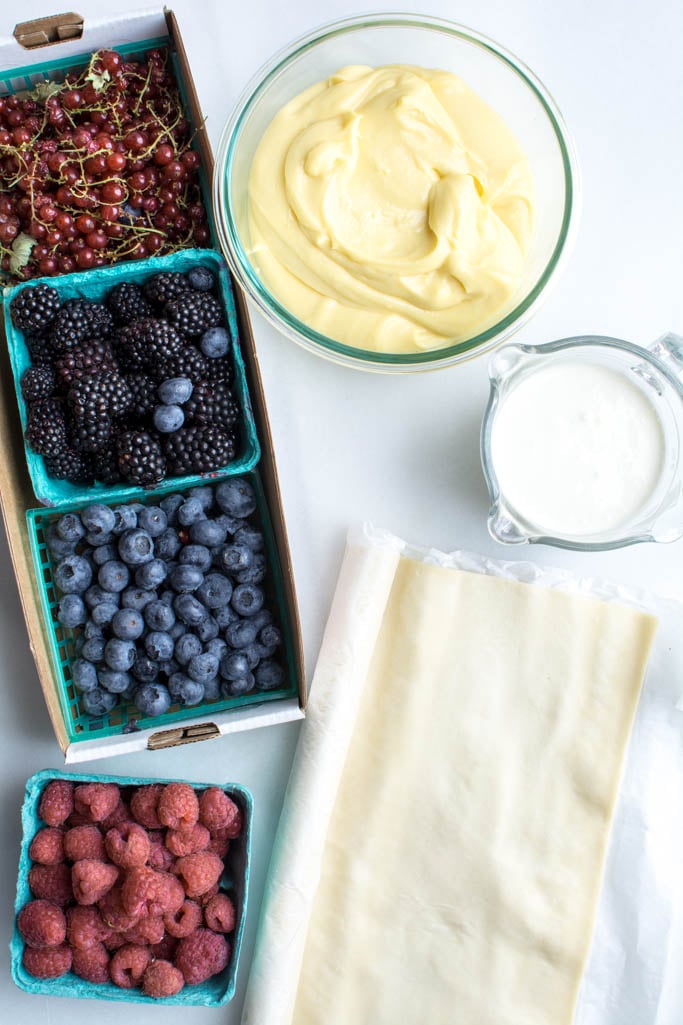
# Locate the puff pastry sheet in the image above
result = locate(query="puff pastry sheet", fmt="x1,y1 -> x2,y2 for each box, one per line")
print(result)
242,528 -> 659,1025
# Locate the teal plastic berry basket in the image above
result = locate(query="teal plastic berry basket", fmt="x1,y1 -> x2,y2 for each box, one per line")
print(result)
3,248 -> 260,507
26,469 -> 299,747
11,768 -> 252,1005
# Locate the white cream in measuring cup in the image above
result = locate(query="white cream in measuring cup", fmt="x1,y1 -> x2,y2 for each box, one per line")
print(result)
481,335 -> 683,549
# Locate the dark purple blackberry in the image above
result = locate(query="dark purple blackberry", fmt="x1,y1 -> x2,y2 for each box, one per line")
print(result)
158,345 -> 210,383
163,424 -> 238,475
20,365 -> 56,402
125,372 -> 157,420
50,300 -> 113,353
26,332 -> 56,367
115,317 -> 184,371
44,447 -> 93,484
164,292 -> 223,337
117,430 -> 166,487
91,443 -> 121,484
184,380 -> 241,429
106,282 -> 152,325
208,357 -> 234,387
70,414 -> 113,454
54,339 -> 116,387
67,373 -> 132,453
143,272 -> 190,306
10,283 -> 60,333
25,397 -> 68,456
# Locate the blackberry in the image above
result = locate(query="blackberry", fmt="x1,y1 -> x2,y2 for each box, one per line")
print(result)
158,345 -> 210,383
115,317 -> 184,371
107,282 -> 152,325
208,357 -> 234,387
68,374 -> 132,453
70,414 -> 113,454
26,332 -> 56,367
164,292 -> 223,337
91,444 -> 121,485
25,397 -> 68,456
143,272 -> 190,306
45,447 -> 93,483
184,380 -> 241,429
117,430 -> 166,487
54,339 -> 116,387
20,365 -> 56,402
9,283 -> 60,333
50,300 -> 113,353
125,372 -> 157,420
164,424 -> 238,475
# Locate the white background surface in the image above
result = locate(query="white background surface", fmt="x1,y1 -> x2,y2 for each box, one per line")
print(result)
0,0 -> 682,1022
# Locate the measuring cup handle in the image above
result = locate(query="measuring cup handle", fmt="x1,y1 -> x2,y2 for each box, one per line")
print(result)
649,332 -> 683,380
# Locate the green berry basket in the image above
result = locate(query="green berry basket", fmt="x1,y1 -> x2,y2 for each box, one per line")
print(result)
3,248 -> 260,507
11,768 -> 252,1006
26,469 -> 299,753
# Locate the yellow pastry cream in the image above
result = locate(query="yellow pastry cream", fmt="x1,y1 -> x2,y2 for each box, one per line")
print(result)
247,65 -> 535,354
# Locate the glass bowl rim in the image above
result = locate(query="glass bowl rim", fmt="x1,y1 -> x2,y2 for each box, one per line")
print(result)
213,11 -> 581,372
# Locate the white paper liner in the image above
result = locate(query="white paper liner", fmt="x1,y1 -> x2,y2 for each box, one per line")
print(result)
242,523 -> 683,1025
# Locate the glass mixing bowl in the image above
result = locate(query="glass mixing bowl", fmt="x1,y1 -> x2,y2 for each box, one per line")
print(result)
214,13 -> 579,373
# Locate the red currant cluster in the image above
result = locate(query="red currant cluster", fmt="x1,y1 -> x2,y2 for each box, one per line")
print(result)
0,48 -> 210,280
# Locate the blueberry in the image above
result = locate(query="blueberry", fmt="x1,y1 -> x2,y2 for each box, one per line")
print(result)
135,682 -> 171,718
169,564 -> 204,593
85,584 -> 115,609
91,602 -> 119,627
86,530 -> 114,548
203,677 -> 221,701
214,513 -> 242,536
92,544 -> 118,567
98,560 -> 130,593
144,600 -> 175,632
232,583 -> 264,618
169,621 -> 186,641
160,493 -> 184,523
135,559 -> 168,590
220,651 -> 250,680
195,616 -> 219,643
196,572 -> 232,609
47,525 -> 77,559
58,594 -> 86,629
159,588 -> 176,607
260,623 -> 282,650
81,637 -> 106,663
132,655 -> 159,684
236,553 -> 267,585
179,677 -> 205,706
177,498 -> 205,527
234,525 -> 264,552
111,608 -> 145,641
98,668 -> 132,694
112,505 -> 137,534
200,325 -> 229,359
250,609 -> 273,632
83,621 -> 104,641
216,479 -> 256,518
255,660 -> 286,691
81,503 -> 116,537
158,658 -> 179,678
187,265 -> 215,292
205,637 -> 228,661
221,674 -> 254,698
213,543 -> 252,575
158,377 -> 193,405
145,631 -> 174,661
72,658 -> 98,692
82,686 -> 118,716
168,672 -> 192,699
241,642 -> 264,670
154,403 -> 185,433
189,486 -> 214,511
189,518 -> 227,547
118,528 -> 155,566
187,652 -> 219,684
155,528 -> 182,561
175,633 -> 203,665
225,618 -> 258,649
179,544 -> 212,572
56,512 -> 85,543
55,555 -> 92,594
104,637 -> 136,672
214,604 -> 239,630
138,506 -> 168,537
121,587 -> 156,611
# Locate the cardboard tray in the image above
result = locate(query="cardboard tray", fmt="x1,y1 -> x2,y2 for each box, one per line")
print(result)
0,9 -> 306,760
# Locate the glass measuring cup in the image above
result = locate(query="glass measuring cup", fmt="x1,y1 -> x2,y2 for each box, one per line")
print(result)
480,333 -> 683,550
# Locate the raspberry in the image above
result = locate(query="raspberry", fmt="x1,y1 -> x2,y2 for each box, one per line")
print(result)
103,931 -> 127,952
150,933 -> 178,962
174,928 -> 229,985
38,779 -> 74,826
101,800 -> 131,832
198,788 -> 242,837
197,883 -> 220,908
164,899 -> 202,939
148,835 -> 175,872
66,905 -> 112,949
65,810 -> 92,829
28,863 -> 73,905
63,825 -> 105,862
105,822 -> 151,868
122,913 -> 165,946
72,859 -> 119,905
206,834 -> 230,860
72,941 -> 110,983
74,782 -> 120,822
165,824 -> 210,857
110,943 -> 151,989
122,866 -> 184,917
204,893 -> 236,934
22,943 -> 72,979
157,783 -> 199,832
29,827 -> 65,865
174,852 -> 223,899
17,900 -> 67,948
98,885 -> 140,933
130,784 -> 164,829
142,959 -> 185,998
